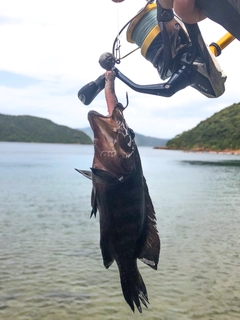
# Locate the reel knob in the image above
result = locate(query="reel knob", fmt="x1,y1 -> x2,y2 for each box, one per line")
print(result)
99,52 -> 116,71
78,74 -> 105,105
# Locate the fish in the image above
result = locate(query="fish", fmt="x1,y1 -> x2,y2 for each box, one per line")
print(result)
76,70 -> 160,313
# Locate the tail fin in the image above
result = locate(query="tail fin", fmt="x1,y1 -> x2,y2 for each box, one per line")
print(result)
118,261 -> 149,313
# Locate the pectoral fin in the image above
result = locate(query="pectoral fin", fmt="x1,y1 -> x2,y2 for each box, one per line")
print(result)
91,168 -> 123,184
75,168 -> 92,180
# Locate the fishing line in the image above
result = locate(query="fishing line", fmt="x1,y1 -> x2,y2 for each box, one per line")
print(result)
114,0 -> 121,63
112,1 -> 154,63
115,0 -> 120,35
131,9 -> 158,49
126,2 -> 163,59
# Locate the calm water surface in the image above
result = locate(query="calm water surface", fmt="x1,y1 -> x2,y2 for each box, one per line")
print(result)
0,142 -> 240,320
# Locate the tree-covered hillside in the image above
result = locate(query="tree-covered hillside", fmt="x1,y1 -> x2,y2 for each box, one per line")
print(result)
166,102 -> 240,151
0,114 -> 92,144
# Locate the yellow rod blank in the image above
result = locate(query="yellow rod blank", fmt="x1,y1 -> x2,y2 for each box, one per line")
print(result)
209,32 -> 235,56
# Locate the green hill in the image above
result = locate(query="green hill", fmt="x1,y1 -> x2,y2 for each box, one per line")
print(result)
166,102 -> 240,151
0,114 -> 92,144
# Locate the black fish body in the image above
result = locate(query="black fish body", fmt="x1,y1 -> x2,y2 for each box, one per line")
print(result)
76,71 -> 160,313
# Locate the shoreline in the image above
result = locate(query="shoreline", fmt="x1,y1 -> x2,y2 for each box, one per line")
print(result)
153,146 -> 240,155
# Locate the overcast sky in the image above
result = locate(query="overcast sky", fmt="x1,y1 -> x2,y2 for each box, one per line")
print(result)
0,0 -> 239,139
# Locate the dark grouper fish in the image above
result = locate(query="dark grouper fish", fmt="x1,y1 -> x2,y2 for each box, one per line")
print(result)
76,70 -> 160,313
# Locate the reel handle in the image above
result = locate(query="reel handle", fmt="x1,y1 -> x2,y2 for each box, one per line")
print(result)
113,67 -> 192,97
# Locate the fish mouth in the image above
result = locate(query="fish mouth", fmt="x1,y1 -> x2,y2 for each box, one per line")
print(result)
88,105 -> 135,176
88,69 -> 125,138
88,104 -> 124,140
88,69 -> 135,167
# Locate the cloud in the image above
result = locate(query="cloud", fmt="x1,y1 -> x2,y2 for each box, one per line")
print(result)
0,71 -> 40,88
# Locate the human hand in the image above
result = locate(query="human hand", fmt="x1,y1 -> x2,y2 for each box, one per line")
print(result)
158,0 -> 206,23
173,0 -> 206,23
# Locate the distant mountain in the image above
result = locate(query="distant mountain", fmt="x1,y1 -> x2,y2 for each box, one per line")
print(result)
80,127 -> 94,140
134,132 -> 168,147
0,114 -> 92,144
166,102 -> 240,151
79,127 -> 168,147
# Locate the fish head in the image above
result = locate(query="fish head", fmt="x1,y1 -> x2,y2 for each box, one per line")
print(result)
88,103 -> 137,175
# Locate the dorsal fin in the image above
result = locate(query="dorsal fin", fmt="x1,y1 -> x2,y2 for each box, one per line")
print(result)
138,177 -> 160,270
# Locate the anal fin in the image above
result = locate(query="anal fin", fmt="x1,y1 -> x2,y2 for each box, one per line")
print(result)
100,238 -> 114,269
90,188 -> 98,218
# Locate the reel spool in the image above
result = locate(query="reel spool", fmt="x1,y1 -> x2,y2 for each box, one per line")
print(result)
126,2 -> 190,80
126,3 -> 161,59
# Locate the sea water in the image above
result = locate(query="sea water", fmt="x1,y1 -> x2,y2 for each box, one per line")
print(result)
0,142 -> 240,320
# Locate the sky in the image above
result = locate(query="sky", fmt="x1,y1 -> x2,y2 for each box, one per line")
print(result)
0,0 -> 239,139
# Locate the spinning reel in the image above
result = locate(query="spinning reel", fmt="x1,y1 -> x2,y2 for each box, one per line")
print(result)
78,0 -> 236,105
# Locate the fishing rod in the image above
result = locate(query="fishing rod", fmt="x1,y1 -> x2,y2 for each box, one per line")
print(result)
78,0 -> 238,105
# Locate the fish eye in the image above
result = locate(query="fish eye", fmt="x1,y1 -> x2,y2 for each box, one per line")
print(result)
129,128 -> 135,139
